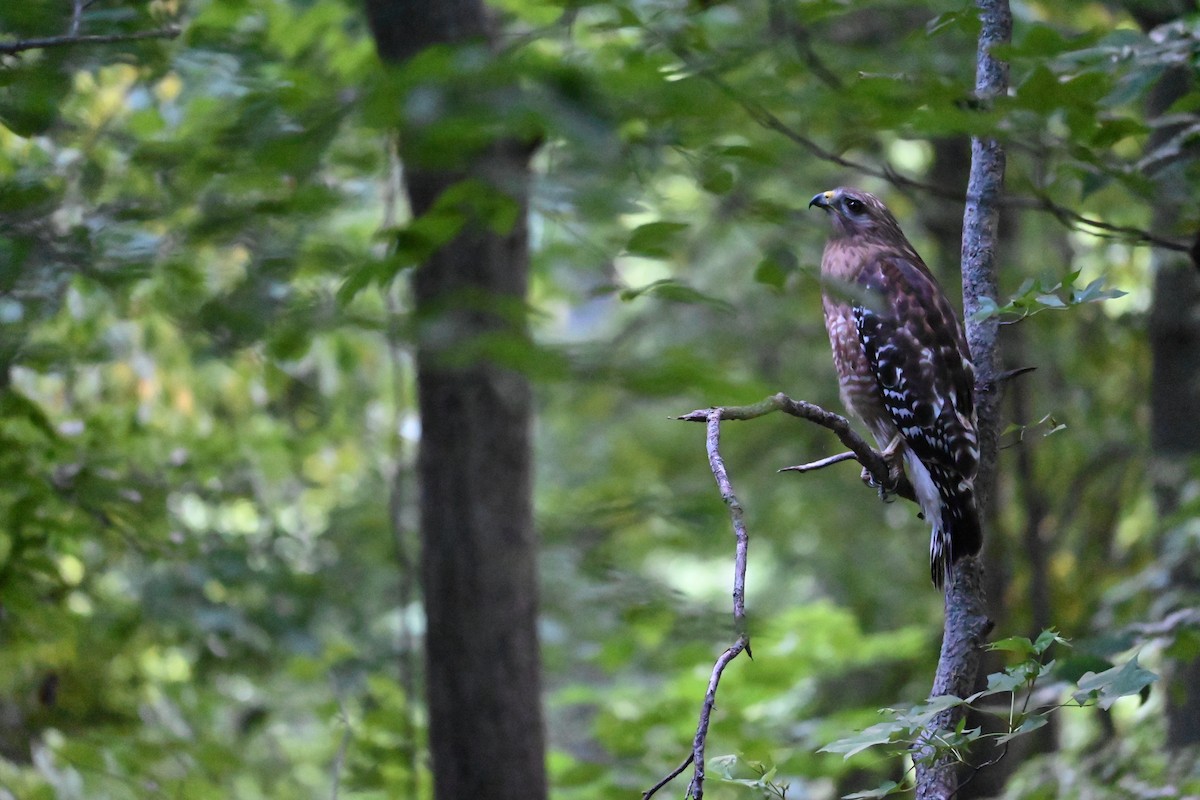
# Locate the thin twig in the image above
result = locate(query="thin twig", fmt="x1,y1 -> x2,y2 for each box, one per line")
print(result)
645,409 -> 753,800
70,0 -> 85,37
778,450 -> 858,473
647,26 -> 1192,254
679,392 -> 917,503
0,27 -> 181,56
330,698 -> 354,800
701,407 -> 751,644
643,754 -> 693,800
689,637 -> 750,800
1013,191 -> 1190,252
380,135 -> 422,800
655,392 -> 930,797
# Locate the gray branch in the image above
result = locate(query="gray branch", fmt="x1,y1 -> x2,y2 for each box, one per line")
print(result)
646,409 -> 752,800
914,0 -> 1010,796
0,27 -> 181,55
679,393 -> 917,503
650,25 -> 1189,254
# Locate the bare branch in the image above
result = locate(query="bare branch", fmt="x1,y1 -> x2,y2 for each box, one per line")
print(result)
689,637 -> 750,800
779,450 -> 858,473
0,27 -> 181,56
767,0 -> 843,90
701,407 -> 751,643
643,754 -> 693,800
70,0 -> 85,37
647,26 -> 1191,254
679,392 -> 917,502
646,409 -> 752,800
1010,191 -> 1190,252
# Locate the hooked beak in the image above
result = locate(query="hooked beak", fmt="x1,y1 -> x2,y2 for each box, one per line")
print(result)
809,190 -> 834,210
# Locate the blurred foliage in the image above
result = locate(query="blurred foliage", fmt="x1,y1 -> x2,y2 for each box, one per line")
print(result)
1,0 -> 1198,798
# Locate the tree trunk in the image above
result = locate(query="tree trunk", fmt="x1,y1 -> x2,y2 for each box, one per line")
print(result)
1150,229 -> 1200,748
914,0 -> 1009,796
1140,34 -> 1200,748
365,3 -> 549,798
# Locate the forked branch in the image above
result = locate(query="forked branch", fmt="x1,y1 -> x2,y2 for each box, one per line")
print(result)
644,409 -> 751,800
679,393 -> 917,502
648,395 -> 926,799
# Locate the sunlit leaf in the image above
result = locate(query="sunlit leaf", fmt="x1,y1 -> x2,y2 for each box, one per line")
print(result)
1074,656 -> 1158,710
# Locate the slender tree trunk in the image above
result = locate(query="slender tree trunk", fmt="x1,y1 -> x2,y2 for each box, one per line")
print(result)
364,3 -> 549,798
914,0 -> 1009,796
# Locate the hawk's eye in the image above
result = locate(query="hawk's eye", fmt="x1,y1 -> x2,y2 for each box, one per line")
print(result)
844,197 -> 866,214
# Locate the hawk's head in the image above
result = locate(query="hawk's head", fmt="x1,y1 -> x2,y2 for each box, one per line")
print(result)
809,187 -> 904,242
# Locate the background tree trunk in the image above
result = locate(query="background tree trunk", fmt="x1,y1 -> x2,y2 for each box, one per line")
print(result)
1131,0 -> 1200,747
365,3 -> 549,798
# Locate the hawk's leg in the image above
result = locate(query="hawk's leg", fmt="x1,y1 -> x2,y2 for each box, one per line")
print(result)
861,436 -> 906,502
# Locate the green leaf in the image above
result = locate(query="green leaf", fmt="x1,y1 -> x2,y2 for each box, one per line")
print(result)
0,60 -> 71,136
618,279 -> 733,312
969,296 -> 1000,322
1056,654 -> 1116,684
624,221 -> 689,258
1073,656 -> 1158,710
995,713 -> 1049,744
844,780 -> 904,799
820,720 -> 908,758
1072,277 -> 1127,304
753,257 -> 788,291
989,636 -> 1036,657
699,164 -> 735,195
1033,629 -> 1068,655
898,694 -> 966,726
986,668 -> 1029,695
0,389 -> 60,441
1035,293 -> 1066,308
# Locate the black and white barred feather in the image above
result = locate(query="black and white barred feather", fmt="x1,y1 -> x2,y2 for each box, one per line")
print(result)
813,187 -> 983,589
853,262 -> 981,588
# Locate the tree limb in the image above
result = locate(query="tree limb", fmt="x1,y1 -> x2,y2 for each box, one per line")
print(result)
646,24 -> 1191,254
648,410 -> 748,796
653,394 -> 940,797
0,27 -> 181,56
645,409 -> 751,800
779,450 -> 858,473
679,392 -> 917,503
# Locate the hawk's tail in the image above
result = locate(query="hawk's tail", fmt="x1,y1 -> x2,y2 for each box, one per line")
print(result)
928,464 -> 982,589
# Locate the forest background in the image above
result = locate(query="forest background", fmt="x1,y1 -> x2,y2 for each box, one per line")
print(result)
1,0 -> 1199,798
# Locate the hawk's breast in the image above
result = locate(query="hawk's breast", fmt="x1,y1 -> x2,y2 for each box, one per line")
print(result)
822,295 -> 896,446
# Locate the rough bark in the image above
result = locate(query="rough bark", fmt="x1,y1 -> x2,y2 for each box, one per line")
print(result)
1143,58 -> 1200,748
1151,256 -> 1200,747
914,0 -> 1010,796
364,3 -> 548,799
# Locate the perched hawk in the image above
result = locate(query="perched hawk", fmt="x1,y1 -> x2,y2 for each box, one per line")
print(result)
810,187 -> 981,588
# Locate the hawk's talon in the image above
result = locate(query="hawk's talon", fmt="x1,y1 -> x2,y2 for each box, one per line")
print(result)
861,438 -> 905,503
860,465 -> 896,502
860,465 -> 880,489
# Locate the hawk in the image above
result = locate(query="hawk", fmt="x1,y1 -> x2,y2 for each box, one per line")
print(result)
809,187 -> 981,588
